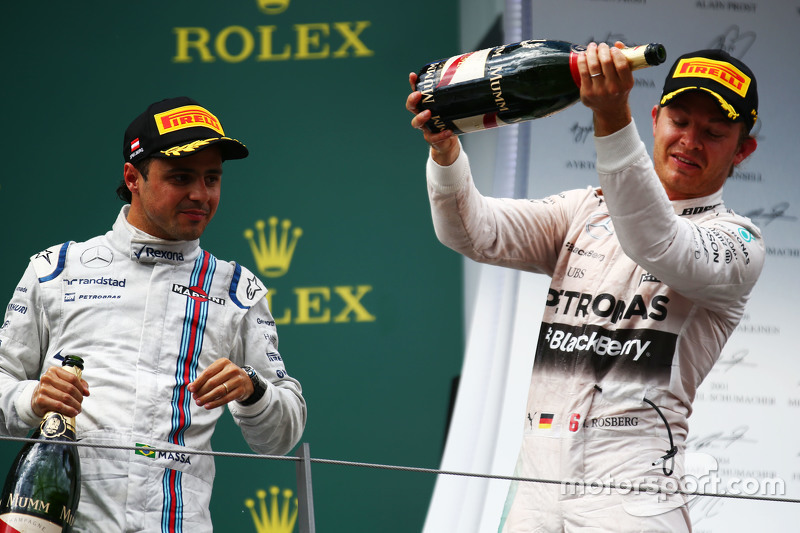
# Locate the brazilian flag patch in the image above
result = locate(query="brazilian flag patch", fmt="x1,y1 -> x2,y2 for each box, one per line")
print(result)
135,443 -> 155,458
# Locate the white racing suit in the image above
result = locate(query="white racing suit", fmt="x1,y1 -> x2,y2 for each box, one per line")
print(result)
0,206 -> 306,532
426,121 -> 764,532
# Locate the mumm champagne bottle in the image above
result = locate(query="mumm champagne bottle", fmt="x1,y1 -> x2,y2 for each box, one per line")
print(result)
415,39 -> 666,134
0,356 -> 84,532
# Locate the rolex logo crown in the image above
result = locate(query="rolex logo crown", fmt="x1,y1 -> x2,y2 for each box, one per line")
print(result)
244,218 -> 303,278
257,0 -> 291,14
245,486 -> 299,533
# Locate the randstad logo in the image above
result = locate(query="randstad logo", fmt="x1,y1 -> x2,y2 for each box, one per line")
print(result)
244,218 -> 303,278
243,218 -> 376,325
245,487 -> 298,533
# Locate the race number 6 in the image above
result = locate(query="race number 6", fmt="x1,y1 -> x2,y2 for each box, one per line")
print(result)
569,413 -> 581,432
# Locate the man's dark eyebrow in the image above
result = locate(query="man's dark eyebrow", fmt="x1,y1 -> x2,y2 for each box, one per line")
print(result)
669,103 -> 735,125
166,166 -> 223,175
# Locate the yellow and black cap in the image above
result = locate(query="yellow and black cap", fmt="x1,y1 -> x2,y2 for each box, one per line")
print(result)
123,97 -> 249,164
660,49 -> 758,132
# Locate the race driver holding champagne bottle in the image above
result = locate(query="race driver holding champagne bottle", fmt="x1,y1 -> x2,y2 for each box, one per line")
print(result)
406,42 -> 764,532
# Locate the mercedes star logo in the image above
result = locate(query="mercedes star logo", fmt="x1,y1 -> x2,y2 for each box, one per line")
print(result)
585,213 -> 615,240
80,246 -> 114,268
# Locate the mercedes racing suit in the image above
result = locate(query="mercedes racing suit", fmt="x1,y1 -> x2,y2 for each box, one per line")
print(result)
0,206 -> 306,532
426,121 -> 764,532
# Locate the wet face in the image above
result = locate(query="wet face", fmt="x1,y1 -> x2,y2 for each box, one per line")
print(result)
123,147 -> 223,241
651,91 -> 756,201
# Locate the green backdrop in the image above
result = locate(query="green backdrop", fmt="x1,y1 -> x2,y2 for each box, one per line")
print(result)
1,1 -> 462,531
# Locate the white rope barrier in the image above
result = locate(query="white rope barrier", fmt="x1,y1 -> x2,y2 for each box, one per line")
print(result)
1,434 -> 798,506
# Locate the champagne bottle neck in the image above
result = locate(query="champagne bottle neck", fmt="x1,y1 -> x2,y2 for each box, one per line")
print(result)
620,43 -> 667,71
63,357 -> 83,381
39,362 -> 81,441
569,43 -> 667,87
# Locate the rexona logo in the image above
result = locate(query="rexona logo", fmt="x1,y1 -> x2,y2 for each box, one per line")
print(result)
245,486 -> 298,533
244,218 -> 375,325
173,0 -> 373,63
134,245 -> 185,262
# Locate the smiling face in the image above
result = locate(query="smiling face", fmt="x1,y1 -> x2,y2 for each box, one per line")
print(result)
123,147 -> 223,241
651,91 -> 757,201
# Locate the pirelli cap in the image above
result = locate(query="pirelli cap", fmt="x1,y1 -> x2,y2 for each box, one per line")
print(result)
123,97 -> 249,164
660,49 -> 758,131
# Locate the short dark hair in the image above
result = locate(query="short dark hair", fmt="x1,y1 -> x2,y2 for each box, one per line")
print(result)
116,158 -> 152,203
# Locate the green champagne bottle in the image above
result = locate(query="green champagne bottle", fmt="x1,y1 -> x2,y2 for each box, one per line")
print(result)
415,39 -> 666,134
0,356 -> 84,533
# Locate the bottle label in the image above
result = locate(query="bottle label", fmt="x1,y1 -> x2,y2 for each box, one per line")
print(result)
418,47 -> 503,134
434,48 -> 491,88
39,413 -> 75,440
450,113 -> 510,133
419,42 -> 541,134
417,39 -> 583,134
0,512 -> 61,533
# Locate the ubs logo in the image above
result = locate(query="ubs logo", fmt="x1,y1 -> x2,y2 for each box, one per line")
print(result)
585,213 -> 615,240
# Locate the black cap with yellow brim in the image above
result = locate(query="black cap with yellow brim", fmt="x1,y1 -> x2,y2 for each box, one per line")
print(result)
123,96 -> 249,164
660,49 -> 758,132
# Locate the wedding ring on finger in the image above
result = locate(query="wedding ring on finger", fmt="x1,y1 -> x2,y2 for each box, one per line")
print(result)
591,72 -> 603,78
223,382 -> 229,394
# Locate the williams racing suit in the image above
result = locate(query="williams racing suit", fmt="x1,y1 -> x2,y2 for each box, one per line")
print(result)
426,121 -> 764,532
0,205 -> 306,532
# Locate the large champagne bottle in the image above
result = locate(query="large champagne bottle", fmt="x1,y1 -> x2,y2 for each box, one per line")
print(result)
0,356 -> 84,533
415,39 -> 666,134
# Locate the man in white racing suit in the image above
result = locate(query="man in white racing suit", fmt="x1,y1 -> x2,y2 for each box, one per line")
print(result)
406,45 -> 763,531
0,97 -> 306,532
